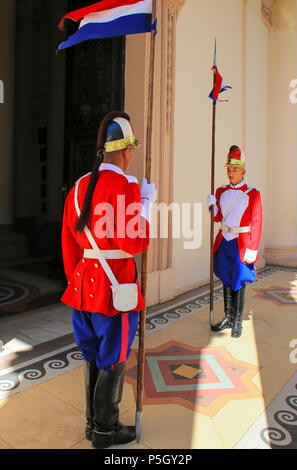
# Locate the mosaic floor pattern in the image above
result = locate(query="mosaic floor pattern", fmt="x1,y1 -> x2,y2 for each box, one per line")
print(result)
0,266 -> 296,449
0,344 -> 83,400
237,370 -> 297,449
126,340 -> 262,416
0,265 -> 65,319
253,285 -> 297,306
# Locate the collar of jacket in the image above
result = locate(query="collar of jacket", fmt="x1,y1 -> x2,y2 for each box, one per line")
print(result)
99,163 -> 124,176
228,180 -> 246,190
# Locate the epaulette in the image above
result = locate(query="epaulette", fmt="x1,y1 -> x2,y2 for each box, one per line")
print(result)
247,185 -> 259,192
125,175 -> 138,184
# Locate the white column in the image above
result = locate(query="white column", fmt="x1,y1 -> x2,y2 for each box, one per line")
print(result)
0,0 -> 16,225
266,0 -> 297,267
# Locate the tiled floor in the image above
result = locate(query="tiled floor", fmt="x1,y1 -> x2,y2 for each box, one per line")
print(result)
0,266 -> 296,449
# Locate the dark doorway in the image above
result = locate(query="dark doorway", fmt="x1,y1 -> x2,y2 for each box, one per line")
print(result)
13,0 -> 126,260
63,0 -> 126,193
0,0 -> 126,319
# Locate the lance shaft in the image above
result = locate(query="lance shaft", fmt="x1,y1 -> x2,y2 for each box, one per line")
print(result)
136,0 -> 157,443
210,76 -> 216,328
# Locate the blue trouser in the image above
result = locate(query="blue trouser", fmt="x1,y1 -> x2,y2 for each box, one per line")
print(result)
214,237 -> 256,291
72,309 -> 139,371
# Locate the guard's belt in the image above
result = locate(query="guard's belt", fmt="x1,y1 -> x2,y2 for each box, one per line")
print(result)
83,249 -> 133,260
221,224 -> 251,234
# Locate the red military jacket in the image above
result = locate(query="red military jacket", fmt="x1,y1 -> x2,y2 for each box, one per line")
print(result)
61,165 -> 150,317
213,181 -> 262,264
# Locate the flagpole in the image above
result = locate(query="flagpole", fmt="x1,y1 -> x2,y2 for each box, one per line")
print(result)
209,40 -> 217,329
136,0 -> 157,443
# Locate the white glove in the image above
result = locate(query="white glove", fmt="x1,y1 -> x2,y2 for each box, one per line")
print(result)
141,177 -> 157,204
244,249 -> 257,264
207,194 -> 216,207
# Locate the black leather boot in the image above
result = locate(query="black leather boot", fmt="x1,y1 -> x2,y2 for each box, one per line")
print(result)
84,361 -> 99,441
231,285 -> 246,338
211,287 -> 234,332
91,362 -> 136,449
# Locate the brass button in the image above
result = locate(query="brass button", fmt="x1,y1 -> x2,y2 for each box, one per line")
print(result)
90,294 -> 94,298
77,272 -> 81,277
74,288 -> 78,292
82,259 -> 85,263
91,278 -> 95,283
94,264 -> 99,269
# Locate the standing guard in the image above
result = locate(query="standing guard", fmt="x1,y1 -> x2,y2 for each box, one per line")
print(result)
61,111 -> 157,449
207,145 -> 262,338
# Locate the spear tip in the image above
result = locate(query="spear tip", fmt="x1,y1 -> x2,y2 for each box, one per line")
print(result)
135,411 -> 142,443
213,38 -> 217,67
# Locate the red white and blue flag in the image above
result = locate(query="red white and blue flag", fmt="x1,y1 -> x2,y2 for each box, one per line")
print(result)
209,66 -> 232,103
58,0 -> 155,50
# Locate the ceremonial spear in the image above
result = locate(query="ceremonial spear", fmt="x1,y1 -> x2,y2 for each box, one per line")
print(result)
209,40 -> 217,329
136,0 -> 157,443
208,40 -> 232,329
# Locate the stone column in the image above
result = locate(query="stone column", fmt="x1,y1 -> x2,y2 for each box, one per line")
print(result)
266,0 -> 297,267
126,0 -> 185,306
147,0 -> 186,304
150,0 -> 186,304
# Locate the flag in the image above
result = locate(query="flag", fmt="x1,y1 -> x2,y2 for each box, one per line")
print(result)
209,66 -> 232,103
58,0 -> 155,50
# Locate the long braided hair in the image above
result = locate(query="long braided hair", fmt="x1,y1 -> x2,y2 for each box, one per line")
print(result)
75,111 -> 131,233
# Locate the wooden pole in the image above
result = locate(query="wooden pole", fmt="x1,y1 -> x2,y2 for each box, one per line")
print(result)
209,40 -> 217,329
209,101 -> 216,328
136,0 -> 157,443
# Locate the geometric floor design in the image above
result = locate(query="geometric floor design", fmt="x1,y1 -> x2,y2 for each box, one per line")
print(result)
0,266 -> 296,449
0,345 -> 83,400
126,340 -> 262,417
0,273 -> 64,319
253,285 -> 297,306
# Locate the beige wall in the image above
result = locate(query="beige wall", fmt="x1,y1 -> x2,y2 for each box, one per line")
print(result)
173,0 -> 270,293
245,1 -> 269,265
265,0 -> 297,267
125,0 -> 297,305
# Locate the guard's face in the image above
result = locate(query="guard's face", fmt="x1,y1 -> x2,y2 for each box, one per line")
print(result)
227,166 -> 246,185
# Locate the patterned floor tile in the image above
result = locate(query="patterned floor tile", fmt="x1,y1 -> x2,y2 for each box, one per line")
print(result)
125,340 -> 262,417
0,345 -> 83,400
253,285 -> 297,306
236,370 -> 297,449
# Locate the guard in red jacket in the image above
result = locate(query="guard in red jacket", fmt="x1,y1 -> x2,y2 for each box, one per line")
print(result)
207,145 -> 262,338
61,111 -> 156,449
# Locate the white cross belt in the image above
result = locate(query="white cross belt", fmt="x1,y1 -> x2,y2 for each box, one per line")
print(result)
221,224 -> 251,234
83,249 -> 133,260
